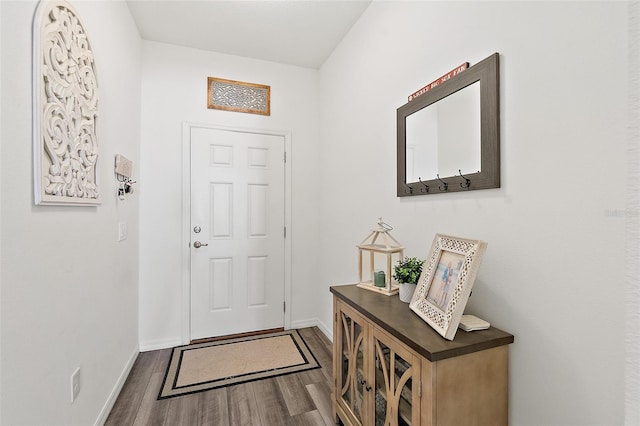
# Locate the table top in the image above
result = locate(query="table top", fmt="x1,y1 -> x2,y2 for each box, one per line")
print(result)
331,284 -> 514,362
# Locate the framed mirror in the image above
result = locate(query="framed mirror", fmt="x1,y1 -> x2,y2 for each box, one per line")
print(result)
397,53 -> 499,196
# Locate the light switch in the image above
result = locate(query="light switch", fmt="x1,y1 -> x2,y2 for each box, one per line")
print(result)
118,222 -> 127,241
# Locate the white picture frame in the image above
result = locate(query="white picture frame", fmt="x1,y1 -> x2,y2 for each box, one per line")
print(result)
409,234 -> 487,340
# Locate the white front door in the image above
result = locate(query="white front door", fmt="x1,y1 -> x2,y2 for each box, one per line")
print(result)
190,127 -> 285,340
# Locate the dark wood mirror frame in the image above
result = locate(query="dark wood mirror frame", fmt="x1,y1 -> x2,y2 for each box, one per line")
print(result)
397,53 -> 500,197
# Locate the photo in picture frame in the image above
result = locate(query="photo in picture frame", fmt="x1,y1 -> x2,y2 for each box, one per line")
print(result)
409,234 -> 487,340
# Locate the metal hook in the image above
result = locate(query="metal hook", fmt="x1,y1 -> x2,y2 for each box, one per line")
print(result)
436,174 -> 448,192
458,170 -> 471,189
405,182 -> 413,195
418,177 -> 429,193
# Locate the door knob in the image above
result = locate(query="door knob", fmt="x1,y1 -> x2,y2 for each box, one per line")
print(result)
193,241 -> 208,248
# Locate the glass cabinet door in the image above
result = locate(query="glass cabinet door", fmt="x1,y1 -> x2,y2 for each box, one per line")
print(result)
372,328 -> 420,426
337,306 -> 367,425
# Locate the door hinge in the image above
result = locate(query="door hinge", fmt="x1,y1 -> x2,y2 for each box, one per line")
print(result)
284,152 -> 287,163
283,301 -> 286,312
284,226 -> 286,238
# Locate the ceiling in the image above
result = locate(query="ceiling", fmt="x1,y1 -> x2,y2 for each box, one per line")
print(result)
125,0 -> 371,69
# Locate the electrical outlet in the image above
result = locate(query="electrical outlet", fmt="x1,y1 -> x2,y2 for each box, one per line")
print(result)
118,222 -> 127,241
71,367 -> 81,403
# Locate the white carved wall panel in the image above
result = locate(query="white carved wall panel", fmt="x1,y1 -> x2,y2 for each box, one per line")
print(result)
33,0 -> 100,205
209,258 -> 232,311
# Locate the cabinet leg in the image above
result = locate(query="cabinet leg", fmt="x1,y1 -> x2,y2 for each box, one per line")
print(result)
332,400 -> 340,424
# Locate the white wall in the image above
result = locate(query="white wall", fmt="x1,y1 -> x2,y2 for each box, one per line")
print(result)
318,1 -> 631,425
138,41 -> 322,349
0,1 -> 141,424
1,1 -> 636,424
0,1 -> 4,422
627,3 -> 640,423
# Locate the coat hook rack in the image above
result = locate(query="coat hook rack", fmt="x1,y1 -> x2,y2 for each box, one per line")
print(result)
116,175 -> 136,200
458,169 -> 471,189
436,174 -> 448,192
115,154 -> 136,200
418,177 -> 429,193
405,182 -> 413,195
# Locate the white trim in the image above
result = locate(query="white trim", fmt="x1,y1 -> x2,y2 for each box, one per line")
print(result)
626,2 -> 640,423
291,318 -> 333,342
290,318 -> 319,329
316,319 -> 333,342
0,3 -> 3,421
181,122 -> 192,344
93,347 -> 138,426
139,337 -> 183,352
0,4 -> 3,420
181,121 -> 293,344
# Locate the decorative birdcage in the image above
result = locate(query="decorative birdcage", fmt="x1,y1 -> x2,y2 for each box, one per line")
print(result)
356,218 -> 404,296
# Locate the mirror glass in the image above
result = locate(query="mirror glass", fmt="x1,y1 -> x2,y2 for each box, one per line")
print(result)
405,82 -> 480,182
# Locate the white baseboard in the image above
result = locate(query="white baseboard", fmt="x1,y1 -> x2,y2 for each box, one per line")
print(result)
316,319 -> 333,342
94,347 -> 138,426
139,337 -> 182,352
291,317 -> 333,342
138,323 -> 332,354
290,318 -> 319,329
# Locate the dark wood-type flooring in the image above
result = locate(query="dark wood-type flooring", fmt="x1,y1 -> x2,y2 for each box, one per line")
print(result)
105,327 -> 336,426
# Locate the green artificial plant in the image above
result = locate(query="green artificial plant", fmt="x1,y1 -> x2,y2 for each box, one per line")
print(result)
393,257 -> 425,285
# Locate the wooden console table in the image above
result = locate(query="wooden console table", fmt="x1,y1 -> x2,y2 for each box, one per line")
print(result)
331,284 -> 514,426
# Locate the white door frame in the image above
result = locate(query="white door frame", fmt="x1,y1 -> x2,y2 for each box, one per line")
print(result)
181,121 -> 292,344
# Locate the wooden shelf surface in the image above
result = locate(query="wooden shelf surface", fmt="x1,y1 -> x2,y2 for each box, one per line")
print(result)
330,284 -> 514,362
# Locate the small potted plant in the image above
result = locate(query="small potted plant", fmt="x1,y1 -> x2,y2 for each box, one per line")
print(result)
393,257 -> 425,303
